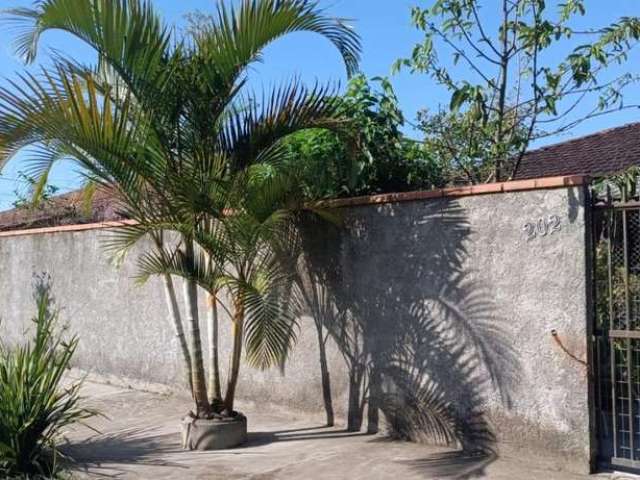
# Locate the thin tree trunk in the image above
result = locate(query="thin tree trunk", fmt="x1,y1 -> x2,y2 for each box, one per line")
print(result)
315,321 -> 334,427
182,240 -> 211,417
207,291 -> 222,406
494,0 -> 510,182
224,295 -> 245,413
161,273 -> 193,394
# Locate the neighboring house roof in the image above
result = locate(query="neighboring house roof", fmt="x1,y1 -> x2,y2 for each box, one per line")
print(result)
0,188 -> 124,232
514,122 -> 640,180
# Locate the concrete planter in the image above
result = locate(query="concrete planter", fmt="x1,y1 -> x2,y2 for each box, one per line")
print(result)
181,414 -> 248,450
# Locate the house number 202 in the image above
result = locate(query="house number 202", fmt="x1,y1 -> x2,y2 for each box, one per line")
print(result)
523,215 -> 561,241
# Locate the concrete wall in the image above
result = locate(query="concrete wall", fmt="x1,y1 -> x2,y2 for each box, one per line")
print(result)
0,184 -> 592,473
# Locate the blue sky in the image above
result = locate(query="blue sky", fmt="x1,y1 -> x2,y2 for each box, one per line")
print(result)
0,0 -> 639,210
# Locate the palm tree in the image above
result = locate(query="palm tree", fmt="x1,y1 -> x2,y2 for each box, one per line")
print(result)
134,173 -> 308,413
0,0 -> 360,422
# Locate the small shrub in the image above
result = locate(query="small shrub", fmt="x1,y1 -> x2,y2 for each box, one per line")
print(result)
0,275 -> 96,478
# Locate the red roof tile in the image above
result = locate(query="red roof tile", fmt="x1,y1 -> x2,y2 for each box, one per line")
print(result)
515,122 -> 640,180
0,188 -> 124,232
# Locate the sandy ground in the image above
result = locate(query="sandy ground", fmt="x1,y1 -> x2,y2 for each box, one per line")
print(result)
60,380 -> 636,480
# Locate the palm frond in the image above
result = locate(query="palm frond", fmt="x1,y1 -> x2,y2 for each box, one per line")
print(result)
242,265 -> 299,370
3,0 -> 172,111
135,243 -> 221,293
219,81 -> 345,172
19,142 -> 67,206
0,64 -> 169,209
193,0 -> 360,87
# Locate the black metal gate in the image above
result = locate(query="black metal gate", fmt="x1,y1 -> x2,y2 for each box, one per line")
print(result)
593,191 -> 640,471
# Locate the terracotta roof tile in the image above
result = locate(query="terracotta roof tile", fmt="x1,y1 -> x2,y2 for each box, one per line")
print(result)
0,188 -> 124,232
515,122 -> 640,179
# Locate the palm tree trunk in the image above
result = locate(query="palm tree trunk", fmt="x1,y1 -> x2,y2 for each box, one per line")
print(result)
367,365 -> 381,434
182,240 -> 211,417
207,291 -> 222,406
347,364 -> 364,431
224,294 -> 245,413
315,321 -> 334,427
161,273 -> 193,393
153,235 -> 193,392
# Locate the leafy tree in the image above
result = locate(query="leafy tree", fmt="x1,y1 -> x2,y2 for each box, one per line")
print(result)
395,0 -> 640,183
283,75 -> 447,198
0,0 -> 360,424
282,128 -> 354,199
415,108 -> 530,185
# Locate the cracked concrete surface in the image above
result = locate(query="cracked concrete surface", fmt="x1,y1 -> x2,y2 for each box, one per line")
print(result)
61,381 -> 629,480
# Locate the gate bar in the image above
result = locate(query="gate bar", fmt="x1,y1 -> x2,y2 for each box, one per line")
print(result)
611,330 -> 640,339
609,208 -> 618,458
623,192 -> 635,460
595,202 -> 640,210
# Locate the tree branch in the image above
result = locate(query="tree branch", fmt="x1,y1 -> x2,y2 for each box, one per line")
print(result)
470,1 -> 501,57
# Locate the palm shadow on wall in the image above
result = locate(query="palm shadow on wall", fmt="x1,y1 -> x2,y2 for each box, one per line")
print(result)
292,199 -> 521,475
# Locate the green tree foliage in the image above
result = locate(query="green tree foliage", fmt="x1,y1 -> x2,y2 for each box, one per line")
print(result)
283,75 -> 447,198
0,275 -> 95,478
395,0 -> 640,183
415,108 -> 529,185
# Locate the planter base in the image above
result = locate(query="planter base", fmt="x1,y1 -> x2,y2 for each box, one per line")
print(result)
181,414 -> 247,450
